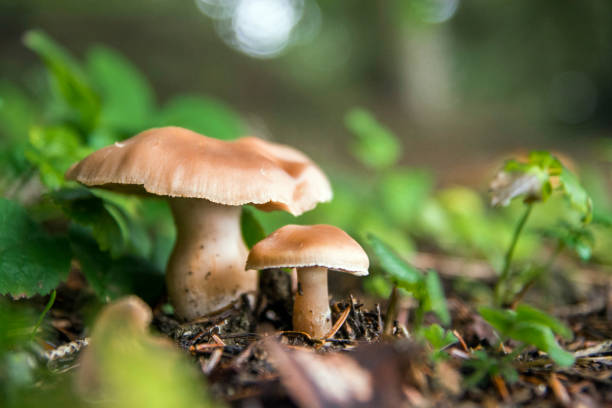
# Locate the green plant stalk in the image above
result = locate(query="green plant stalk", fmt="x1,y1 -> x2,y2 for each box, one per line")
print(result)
494,204 -> 533,307
509,241 -> 564,309
413,302 -> 425,332
383,285 -> 399,337
503,343 -> 528,362
30,289 -> 56,341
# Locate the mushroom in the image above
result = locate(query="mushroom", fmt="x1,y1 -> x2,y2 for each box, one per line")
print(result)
246,224 -> 369,338
66,127 -> 332,320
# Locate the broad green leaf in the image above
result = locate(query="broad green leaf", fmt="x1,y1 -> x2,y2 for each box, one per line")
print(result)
478,306 -> 515,334
541,222 -> 594,261
23,30 -> 100,130
90,189 -> 153,259
421,323 -> 457,361
156,95 -> 244,140
0,199 -> 71,297
515,304 -> 573,341
345,108 -> 401,169
241,207 -> 266,249
0,81 -> 35,142
0,298 -> 36,352
421,323 -> 457,350
423,270 -> 450,325
137,199 -> 175,270
479,305 -> 574,367
379,168 -> 432,227
25,126 -> 91,189
559,166 -> 592,223
367,234 -> 421,289
87,46 -> 155,131
51,188 -> 128,257
526,151 -> 562,174
0,82 -> 35,182
69,226 -> 164,303
363,274 -> 393,298
511,323 -> 574,367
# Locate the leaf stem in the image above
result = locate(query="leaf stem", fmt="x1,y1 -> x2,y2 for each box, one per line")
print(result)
494,204 -> 533,307
30,289 -> 56,342
509,241 -> 564,309
413,304 -> 425,332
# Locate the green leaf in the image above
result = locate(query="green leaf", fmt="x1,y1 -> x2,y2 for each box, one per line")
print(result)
25,126 -> 91,189
345,108 -> 401,169
363,274 -> 393,298
50,187 -> 128,257
367,233 -> 422,290
559,165 -> 593,223
23,30 -> 100,130
464,350 -> 519,388
479,305 -> 574,367
515,304 -> 573,341
478,306 -> 515,334
87,45 -> 155,131
0,81 -> 36,142
511,322 -> 574,367
0,199 -> 71,297
241,207 -> 266,249
421,323 -> 457,350
155,95 -> 245,140
69,226 -> 164,303
541,222 -> 594,261
0,298 -> 36,352
423,270 -> 450,325
0,82 -> 35,183
379,168 -> 432,227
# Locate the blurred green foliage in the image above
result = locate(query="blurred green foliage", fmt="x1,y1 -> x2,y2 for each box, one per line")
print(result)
367,234 -> 450,328
421,323 -> 457,362
0,198 -> 71,297
463,350 -> 519,390
479,304 -> 574,367
76,297 -> 220,408
0,30 -> 247,304
0,26 -> 610,407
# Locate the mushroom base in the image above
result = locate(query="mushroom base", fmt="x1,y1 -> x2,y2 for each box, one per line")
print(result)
293,266 -> 331,338
166,198 -> 257,320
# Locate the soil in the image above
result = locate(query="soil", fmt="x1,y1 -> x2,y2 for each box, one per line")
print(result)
42,263 -> 612,407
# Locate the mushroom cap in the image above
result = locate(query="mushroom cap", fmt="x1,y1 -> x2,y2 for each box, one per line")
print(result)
65,127 -> 332,216
246,224 -> 369,276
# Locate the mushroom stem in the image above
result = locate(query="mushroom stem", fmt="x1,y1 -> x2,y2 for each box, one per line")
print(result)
166,198 -> 256,320
293,266 -> 331,338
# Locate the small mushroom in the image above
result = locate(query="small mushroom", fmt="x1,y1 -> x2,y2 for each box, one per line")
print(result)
246,224 -> 369,338
66,127 -> 331,320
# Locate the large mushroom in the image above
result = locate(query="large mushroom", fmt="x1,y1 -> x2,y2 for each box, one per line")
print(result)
66,127 -> 331,320
246,224 -> 369,338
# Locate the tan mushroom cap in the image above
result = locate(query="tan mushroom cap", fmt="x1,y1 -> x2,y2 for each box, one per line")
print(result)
246,224 -> 369,276
65,126 -> 332,216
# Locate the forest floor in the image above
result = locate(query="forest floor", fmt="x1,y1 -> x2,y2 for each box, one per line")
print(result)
45,259 -> 612,408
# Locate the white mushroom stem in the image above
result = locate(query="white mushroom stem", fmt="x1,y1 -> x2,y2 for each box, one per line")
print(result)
293,266 -> 332,338
166,198 -> 257,320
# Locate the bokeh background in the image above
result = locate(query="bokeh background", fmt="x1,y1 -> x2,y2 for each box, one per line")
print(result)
1,3 -> 612,406
3,0 -> 611,177
1,0 -> 611,299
